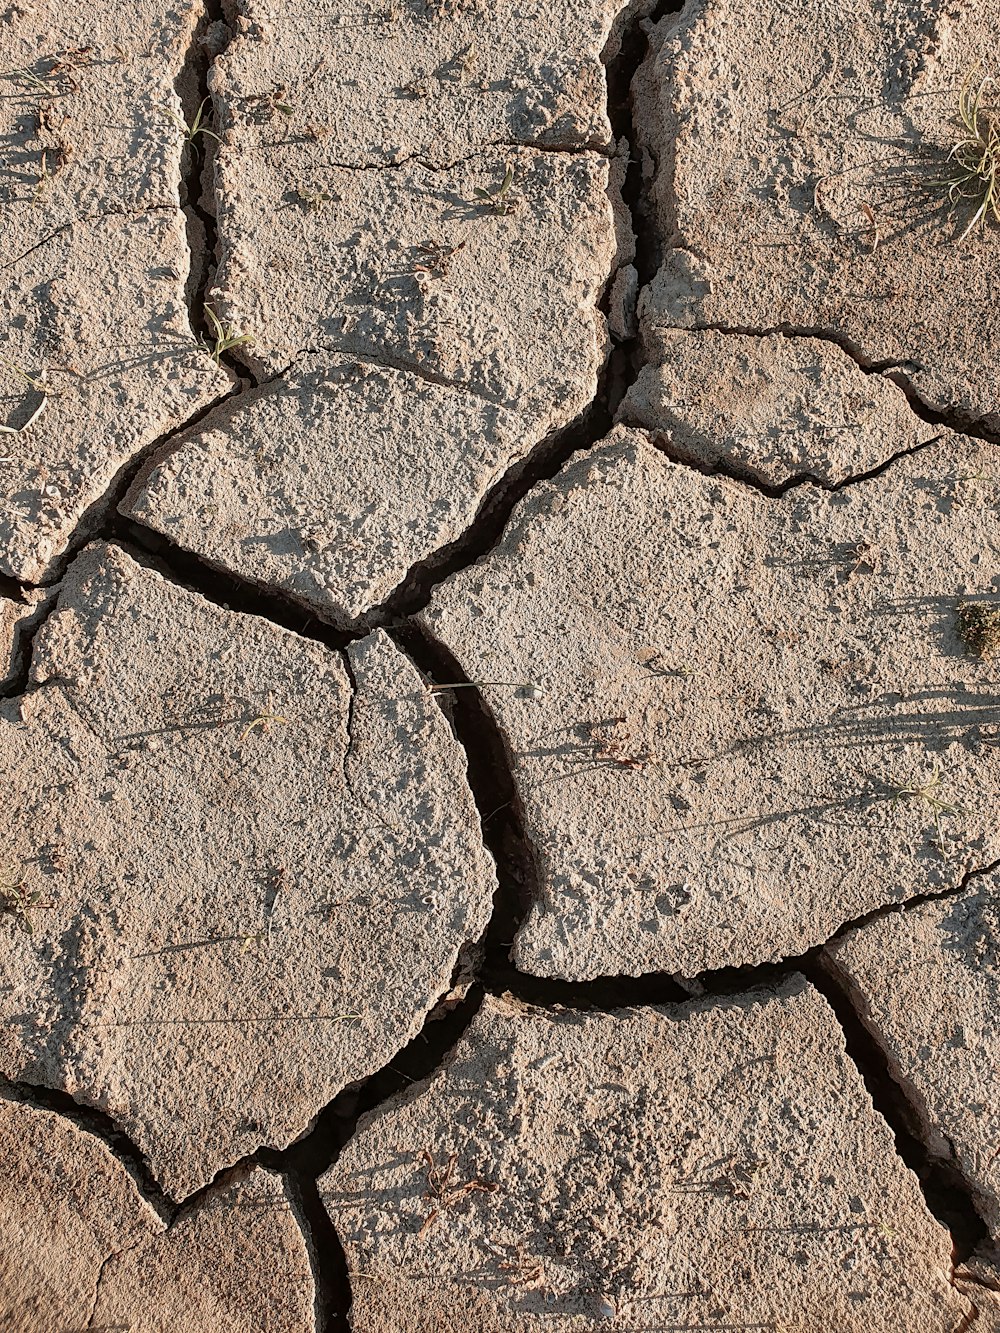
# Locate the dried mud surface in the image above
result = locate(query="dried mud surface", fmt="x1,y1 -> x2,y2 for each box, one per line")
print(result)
2,0 -> 999,1328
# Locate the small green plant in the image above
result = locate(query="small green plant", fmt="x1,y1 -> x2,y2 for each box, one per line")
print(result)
290,186 -> 336,213
426,679 -> 541,697
937,72 -> 1000,240
891,761 -> 964,857
8,65 -> 52,92
247,84 -> 295,123
1,360 -> 47,394
0,880 -> 51,934
162,97 -> 220,145
958,601 -> 1000,657
473,163 -> 515,215
201,305 -> 253,365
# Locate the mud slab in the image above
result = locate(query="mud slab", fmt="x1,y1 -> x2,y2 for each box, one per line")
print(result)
420,426 -> 1000,978
0,1093 -> 314,1332
0,543 -> 494,1198
322,985 -> 967,1331
1,1 -> 229,582
828,868 -> 1000,1240
632,0 -> 1000,428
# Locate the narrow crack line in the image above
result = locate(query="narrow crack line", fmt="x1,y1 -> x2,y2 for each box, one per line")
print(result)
84,1236 -> 150,1331
803,954 -> 990,1264
21,385 -> 236,593
957,1269 -> 1000,1295
337,647 -> 359,799
174,0 -> 251,384
84,1247 -> 118,1331
829,430 -> 948,489
116,352 -> 303,506
0,586 -> 61,702
820,856 -> 1000,954
466,856 -> 1000,1016
388,620 -> 539,974
2,222 -> 73,270
655,317 -> 1000,444
659,317 -> 892,372
610,0 -> 686,293
644,423 -> 949,500
953,1304 -> 980,1333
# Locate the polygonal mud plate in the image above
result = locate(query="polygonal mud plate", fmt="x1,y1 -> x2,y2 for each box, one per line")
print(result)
323,985 -> 967,1331
421,426 -> 1000,978
0,543 -> 495,1198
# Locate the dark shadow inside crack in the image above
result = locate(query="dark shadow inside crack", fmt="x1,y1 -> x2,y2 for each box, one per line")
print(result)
804,953 -> 990,1263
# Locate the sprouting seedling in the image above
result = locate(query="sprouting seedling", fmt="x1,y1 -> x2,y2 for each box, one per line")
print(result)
162,97 -> 220,145
936,71 -> 1000,240
473,163 -> 515,214
201,305 -> 253,365
0,880 -> 52,934
2,361 -> 47,394
7,48 -> 93,96
238,695 -> 289,746
6,64 -> 55,94
891,761 -> 964,857
291,186 -> 336,212
0,363 -> 48,437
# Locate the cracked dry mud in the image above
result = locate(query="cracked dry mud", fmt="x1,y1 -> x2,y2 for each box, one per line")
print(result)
2,0 -> 1000,1328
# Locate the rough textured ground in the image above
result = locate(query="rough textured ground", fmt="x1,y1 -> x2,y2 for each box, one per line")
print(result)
421,425 -> 1000,978
0,1093 -> 314,1332
0,587 -> 51,692
3,0 -> 1000,1326
119,0 -> 637,626
618,329 -> 938,487
633,0 -> 1000,429
0,542 -> 494,1198
1,0 -> 229,583
828,869 -> 1000,1240
324,985 -> 967,1331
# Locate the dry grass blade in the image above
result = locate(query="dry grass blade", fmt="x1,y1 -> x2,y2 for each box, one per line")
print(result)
0,363 -> 48,437
938,72 -> 1000,240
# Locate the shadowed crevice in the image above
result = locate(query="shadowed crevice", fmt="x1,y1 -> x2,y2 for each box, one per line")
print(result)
0,1074 -> 171,1222
285,1173 -> 354,1333
803,955 -> 990,1264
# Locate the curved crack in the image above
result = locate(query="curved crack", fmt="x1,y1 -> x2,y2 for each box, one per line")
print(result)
653,318 -> 1000,444
0,1074 -> 172,1222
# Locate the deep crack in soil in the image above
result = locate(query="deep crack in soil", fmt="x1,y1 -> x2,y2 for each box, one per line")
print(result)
3,0 -> 996,1322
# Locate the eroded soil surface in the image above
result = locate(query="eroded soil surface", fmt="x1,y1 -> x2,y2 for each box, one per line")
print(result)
2,0 -> 999,1328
